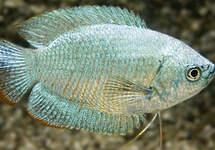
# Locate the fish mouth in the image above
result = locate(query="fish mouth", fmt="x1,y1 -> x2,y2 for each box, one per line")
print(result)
209,63 -> 215,74
207,63 -> 215,81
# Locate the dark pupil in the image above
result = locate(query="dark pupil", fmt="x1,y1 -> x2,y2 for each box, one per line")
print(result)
191,69 -> 198,77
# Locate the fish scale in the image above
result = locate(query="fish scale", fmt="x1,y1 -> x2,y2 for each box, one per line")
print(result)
0,6 -> 214,137
33,24 -> 155,114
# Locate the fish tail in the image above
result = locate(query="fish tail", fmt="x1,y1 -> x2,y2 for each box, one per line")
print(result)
0,38 -> 34,106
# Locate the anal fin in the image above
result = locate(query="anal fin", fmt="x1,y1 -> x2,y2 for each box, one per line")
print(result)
28,83 -> 146,135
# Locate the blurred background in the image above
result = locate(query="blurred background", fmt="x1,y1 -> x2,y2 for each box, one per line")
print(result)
0,0 -> 215,150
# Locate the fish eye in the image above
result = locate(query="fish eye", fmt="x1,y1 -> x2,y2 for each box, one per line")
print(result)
186,66 -> 201,81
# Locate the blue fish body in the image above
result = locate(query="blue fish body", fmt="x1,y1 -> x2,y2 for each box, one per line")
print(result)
0,6 -> 214,135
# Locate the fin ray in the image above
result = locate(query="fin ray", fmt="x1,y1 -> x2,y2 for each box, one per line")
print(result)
104,76 -> 152,105
14,6 -> 147,48
0,40 -> 34,105
28,82 -> 146,135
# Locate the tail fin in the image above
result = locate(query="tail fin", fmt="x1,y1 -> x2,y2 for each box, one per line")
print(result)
0,39 -> 33,106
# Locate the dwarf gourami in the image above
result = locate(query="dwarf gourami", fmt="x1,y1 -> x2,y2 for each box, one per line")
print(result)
0,5 -> 214,144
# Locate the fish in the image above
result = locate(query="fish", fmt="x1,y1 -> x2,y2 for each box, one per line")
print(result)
0,6 -> 214,137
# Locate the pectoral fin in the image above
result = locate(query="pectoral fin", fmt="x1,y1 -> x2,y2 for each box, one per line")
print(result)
104,76 -> 152,104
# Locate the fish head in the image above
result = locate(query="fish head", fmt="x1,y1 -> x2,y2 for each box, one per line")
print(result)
152,38 -> 215,108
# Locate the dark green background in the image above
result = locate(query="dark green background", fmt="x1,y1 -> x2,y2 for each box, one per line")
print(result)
0,0 -> 215,150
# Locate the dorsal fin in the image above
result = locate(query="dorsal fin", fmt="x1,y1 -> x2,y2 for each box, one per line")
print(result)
14,6 -> 147,48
